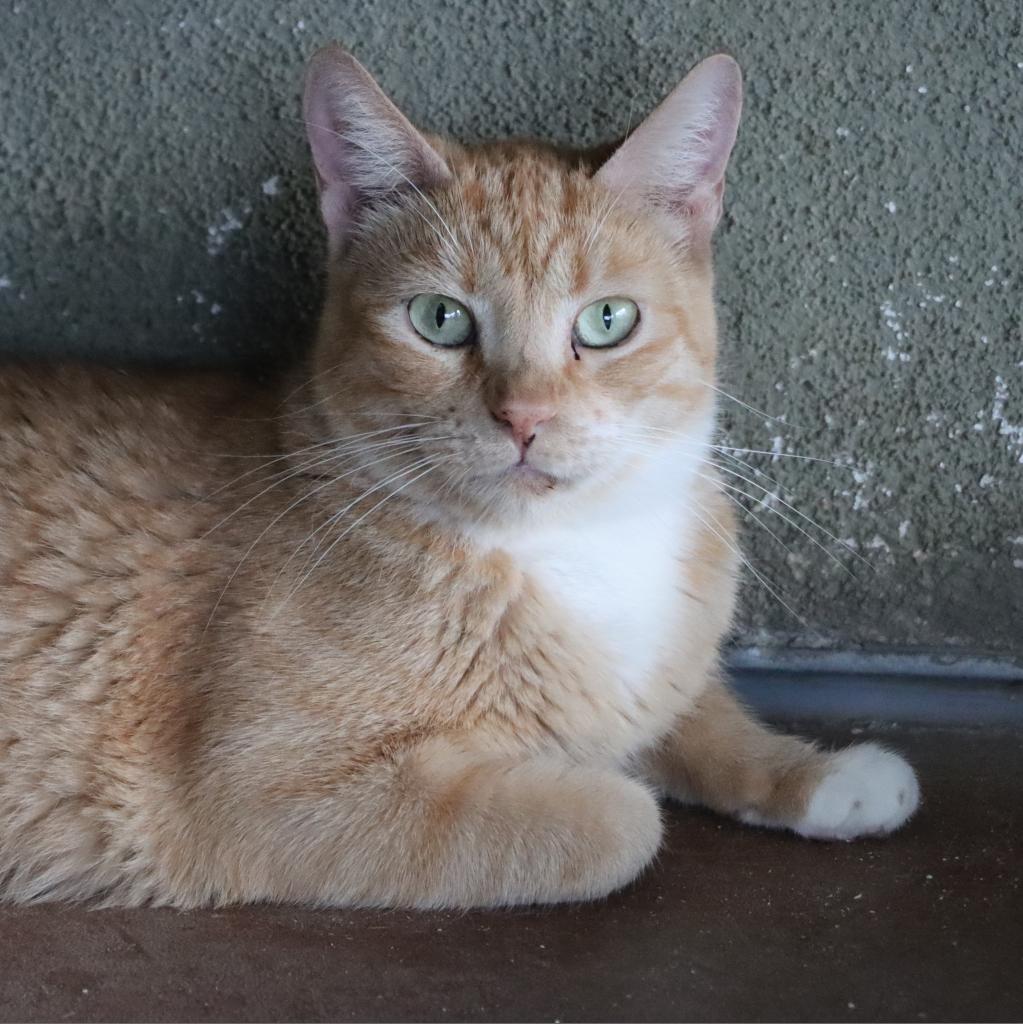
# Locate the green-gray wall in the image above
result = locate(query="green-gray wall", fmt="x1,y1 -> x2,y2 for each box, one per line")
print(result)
2,1 -> 1021,656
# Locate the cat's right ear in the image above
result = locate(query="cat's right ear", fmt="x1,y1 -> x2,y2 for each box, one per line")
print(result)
303,44 -> 451,254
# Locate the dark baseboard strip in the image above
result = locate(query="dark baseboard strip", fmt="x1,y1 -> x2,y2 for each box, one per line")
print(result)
727,646 -> 1023,682
729,651 -> 1023,724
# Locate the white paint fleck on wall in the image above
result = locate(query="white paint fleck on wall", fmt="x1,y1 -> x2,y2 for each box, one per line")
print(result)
841,462 -> 876,512
880,301 -> 905,339
992,375 -> 1023,462
261,176 -> 280,197
885,200 -> 897,214
883,347 -> 912,363
206,208 -> 244,256
879,300 -> 912,362
915,285 -> 945,306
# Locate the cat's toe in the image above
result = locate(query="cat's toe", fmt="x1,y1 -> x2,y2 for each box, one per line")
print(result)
795,742 -> 920,841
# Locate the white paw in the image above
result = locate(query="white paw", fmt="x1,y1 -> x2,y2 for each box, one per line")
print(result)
795,743 -> 920,841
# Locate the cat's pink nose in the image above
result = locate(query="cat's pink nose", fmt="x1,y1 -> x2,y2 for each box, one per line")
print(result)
490,400 -> 556,456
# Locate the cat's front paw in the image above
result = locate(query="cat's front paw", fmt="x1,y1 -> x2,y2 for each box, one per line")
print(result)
795,742 -> 920,841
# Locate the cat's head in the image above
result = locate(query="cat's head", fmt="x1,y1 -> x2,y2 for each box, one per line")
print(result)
300,44 -> 741,528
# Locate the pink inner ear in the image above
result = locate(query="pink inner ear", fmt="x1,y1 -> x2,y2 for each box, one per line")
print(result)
303,45 -> 452,255
316,180 -> 357,249
303,51 -> 370,251
595,55 -> 743,236
303,98 -> 351,248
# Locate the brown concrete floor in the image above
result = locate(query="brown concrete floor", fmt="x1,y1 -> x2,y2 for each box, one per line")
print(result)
1,723 -> 1021,1022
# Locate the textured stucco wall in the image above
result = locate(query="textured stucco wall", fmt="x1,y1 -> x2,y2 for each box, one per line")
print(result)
1,0 -> 1021,655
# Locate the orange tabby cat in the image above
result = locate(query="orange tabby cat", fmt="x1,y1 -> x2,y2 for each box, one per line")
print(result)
0,45 -> 918,907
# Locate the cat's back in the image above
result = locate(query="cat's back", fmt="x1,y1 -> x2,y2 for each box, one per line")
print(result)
0,363 -> 271,508
0,362 -> 277,668
3,362 -> 291,534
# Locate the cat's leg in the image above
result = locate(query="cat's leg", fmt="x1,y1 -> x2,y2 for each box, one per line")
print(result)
197,739 -> 662,909
639,673 -> 920,840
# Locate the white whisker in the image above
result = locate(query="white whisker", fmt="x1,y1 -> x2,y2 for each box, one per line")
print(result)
696,379 -> 790,427
690,504 -> 806,625
274,452 -> 448,585
614,430 -> 862,561
696,471 -> 799,557
197,421 -> 437,510
205,439 -> 457,630
271,455 -> 451,616
623,424 -> 844,468
711,462 -> 870,570
713,445 -> 841,466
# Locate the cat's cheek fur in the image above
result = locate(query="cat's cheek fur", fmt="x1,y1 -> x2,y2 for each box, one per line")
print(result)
741,743 -> 921,841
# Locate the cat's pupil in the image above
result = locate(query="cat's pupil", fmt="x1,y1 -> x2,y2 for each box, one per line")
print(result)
435,302 -> 447,330
602,304 -> 613,330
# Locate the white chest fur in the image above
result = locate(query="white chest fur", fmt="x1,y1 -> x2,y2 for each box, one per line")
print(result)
480,444 -> 703,701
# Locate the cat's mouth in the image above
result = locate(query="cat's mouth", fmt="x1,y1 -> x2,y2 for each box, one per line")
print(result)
503,461 -> 559,492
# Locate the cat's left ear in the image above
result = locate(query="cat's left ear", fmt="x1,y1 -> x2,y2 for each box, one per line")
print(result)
303,43 -> 452,254
595,55 -> 742,247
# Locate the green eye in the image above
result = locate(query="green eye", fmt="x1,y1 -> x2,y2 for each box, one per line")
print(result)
574,297 -> 639,349
407,293 -> 475,347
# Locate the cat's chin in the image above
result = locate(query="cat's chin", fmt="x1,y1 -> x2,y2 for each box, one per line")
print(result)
502,463 -> 560,494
